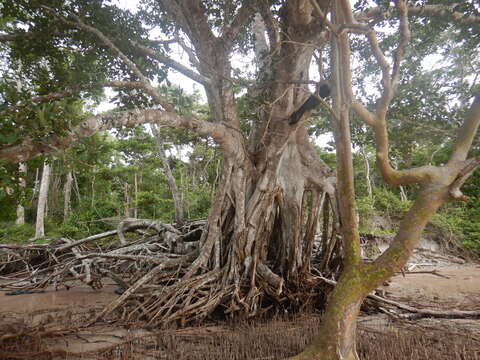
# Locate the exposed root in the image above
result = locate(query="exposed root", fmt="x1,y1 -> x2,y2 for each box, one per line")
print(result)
0,160 -> 341,327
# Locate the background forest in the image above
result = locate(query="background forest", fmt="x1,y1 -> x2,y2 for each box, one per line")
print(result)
1,80 -> 479,255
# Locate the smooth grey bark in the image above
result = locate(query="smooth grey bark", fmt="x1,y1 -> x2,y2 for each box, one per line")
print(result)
15,162 -> 27,225
124,182 -> 130,218
359,145 -> 373,199
392,158 -> 408,201
63,170 -> 73,223
150,124 -> 184,225
133,172 -> 138,219
34,162 -> 51,239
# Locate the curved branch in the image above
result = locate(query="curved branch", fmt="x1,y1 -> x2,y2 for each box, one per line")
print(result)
371,118 -> 435,185
0,108 -> 234,163
350,1 -> 419,186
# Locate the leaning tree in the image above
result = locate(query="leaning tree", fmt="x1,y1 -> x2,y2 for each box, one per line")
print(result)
1,0 -> 479,359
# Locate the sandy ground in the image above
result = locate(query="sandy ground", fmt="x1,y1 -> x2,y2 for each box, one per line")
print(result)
1,262 -> 479,358
381,264 -> 480,309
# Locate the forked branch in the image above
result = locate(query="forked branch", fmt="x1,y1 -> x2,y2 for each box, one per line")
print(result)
350,0 -> 429,186
450,156 -> 480,201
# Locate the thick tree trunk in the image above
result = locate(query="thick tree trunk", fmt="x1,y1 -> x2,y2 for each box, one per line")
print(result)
63,170 -> 73,223
102,0 -> 343,326
35,162 -> 51,239
15,162 -> 27,225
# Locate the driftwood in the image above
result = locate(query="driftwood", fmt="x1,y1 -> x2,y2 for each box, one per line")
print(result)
57,230 -> 118,252
0,218 -> 232,326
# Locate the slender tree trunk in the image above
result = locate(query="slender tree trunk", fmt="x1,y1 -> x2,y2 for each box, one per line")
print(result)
392,158 -> 408,201
33,167 -> 40,197
15,162 -> 27,225
291,2 -> 365,358
34,162 -> 51,239
399,185 -> 408,202
91,166 -> 96,210
124,183 -> 130,218
73,171 -> 82,201
133,171 -> 138,219
63,170 -> 73,223
150,124 -> 184,225
360,145 -> 373,199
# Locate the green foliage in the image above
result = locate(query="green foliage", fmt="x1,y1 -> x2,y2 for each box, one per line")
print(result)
0,222 -> 35,243
373,188 -> 411,219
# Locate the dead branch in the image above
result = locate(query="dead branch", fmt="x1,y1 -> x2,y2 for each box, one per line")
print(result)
56,230 -> 118,252
116,218 -> 180,246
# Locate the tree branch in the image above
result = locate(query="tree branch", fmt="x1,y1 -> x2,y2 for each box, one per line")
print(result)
351,1 -> 420,186
163,0 -> 217,49
311,0 -> 338,33
391,0 -> 410,91
221,0 -> 256,46
41,6 -> 172,111
0,81 -> 145,117
449,156 -> 480,201
257,4 -> 279,51
0,109 -> 234,163
252,13 -> 269,68
356,4 -> 480,24
0,31 -> 57,42
131,41 -> 211,86
449,95 -> 480,163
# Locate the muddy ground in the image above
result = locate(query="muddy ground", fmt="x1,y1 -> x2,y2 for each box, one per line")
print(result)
1,260 -> 479,359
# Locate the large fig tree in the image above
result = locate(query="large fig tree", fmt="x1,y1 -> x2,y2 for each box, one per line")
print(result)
1,1 -> 479,359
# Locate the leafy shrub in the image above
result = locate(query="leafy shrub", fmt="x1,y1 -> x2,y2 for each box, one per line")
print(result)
0,222 -> 35,243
